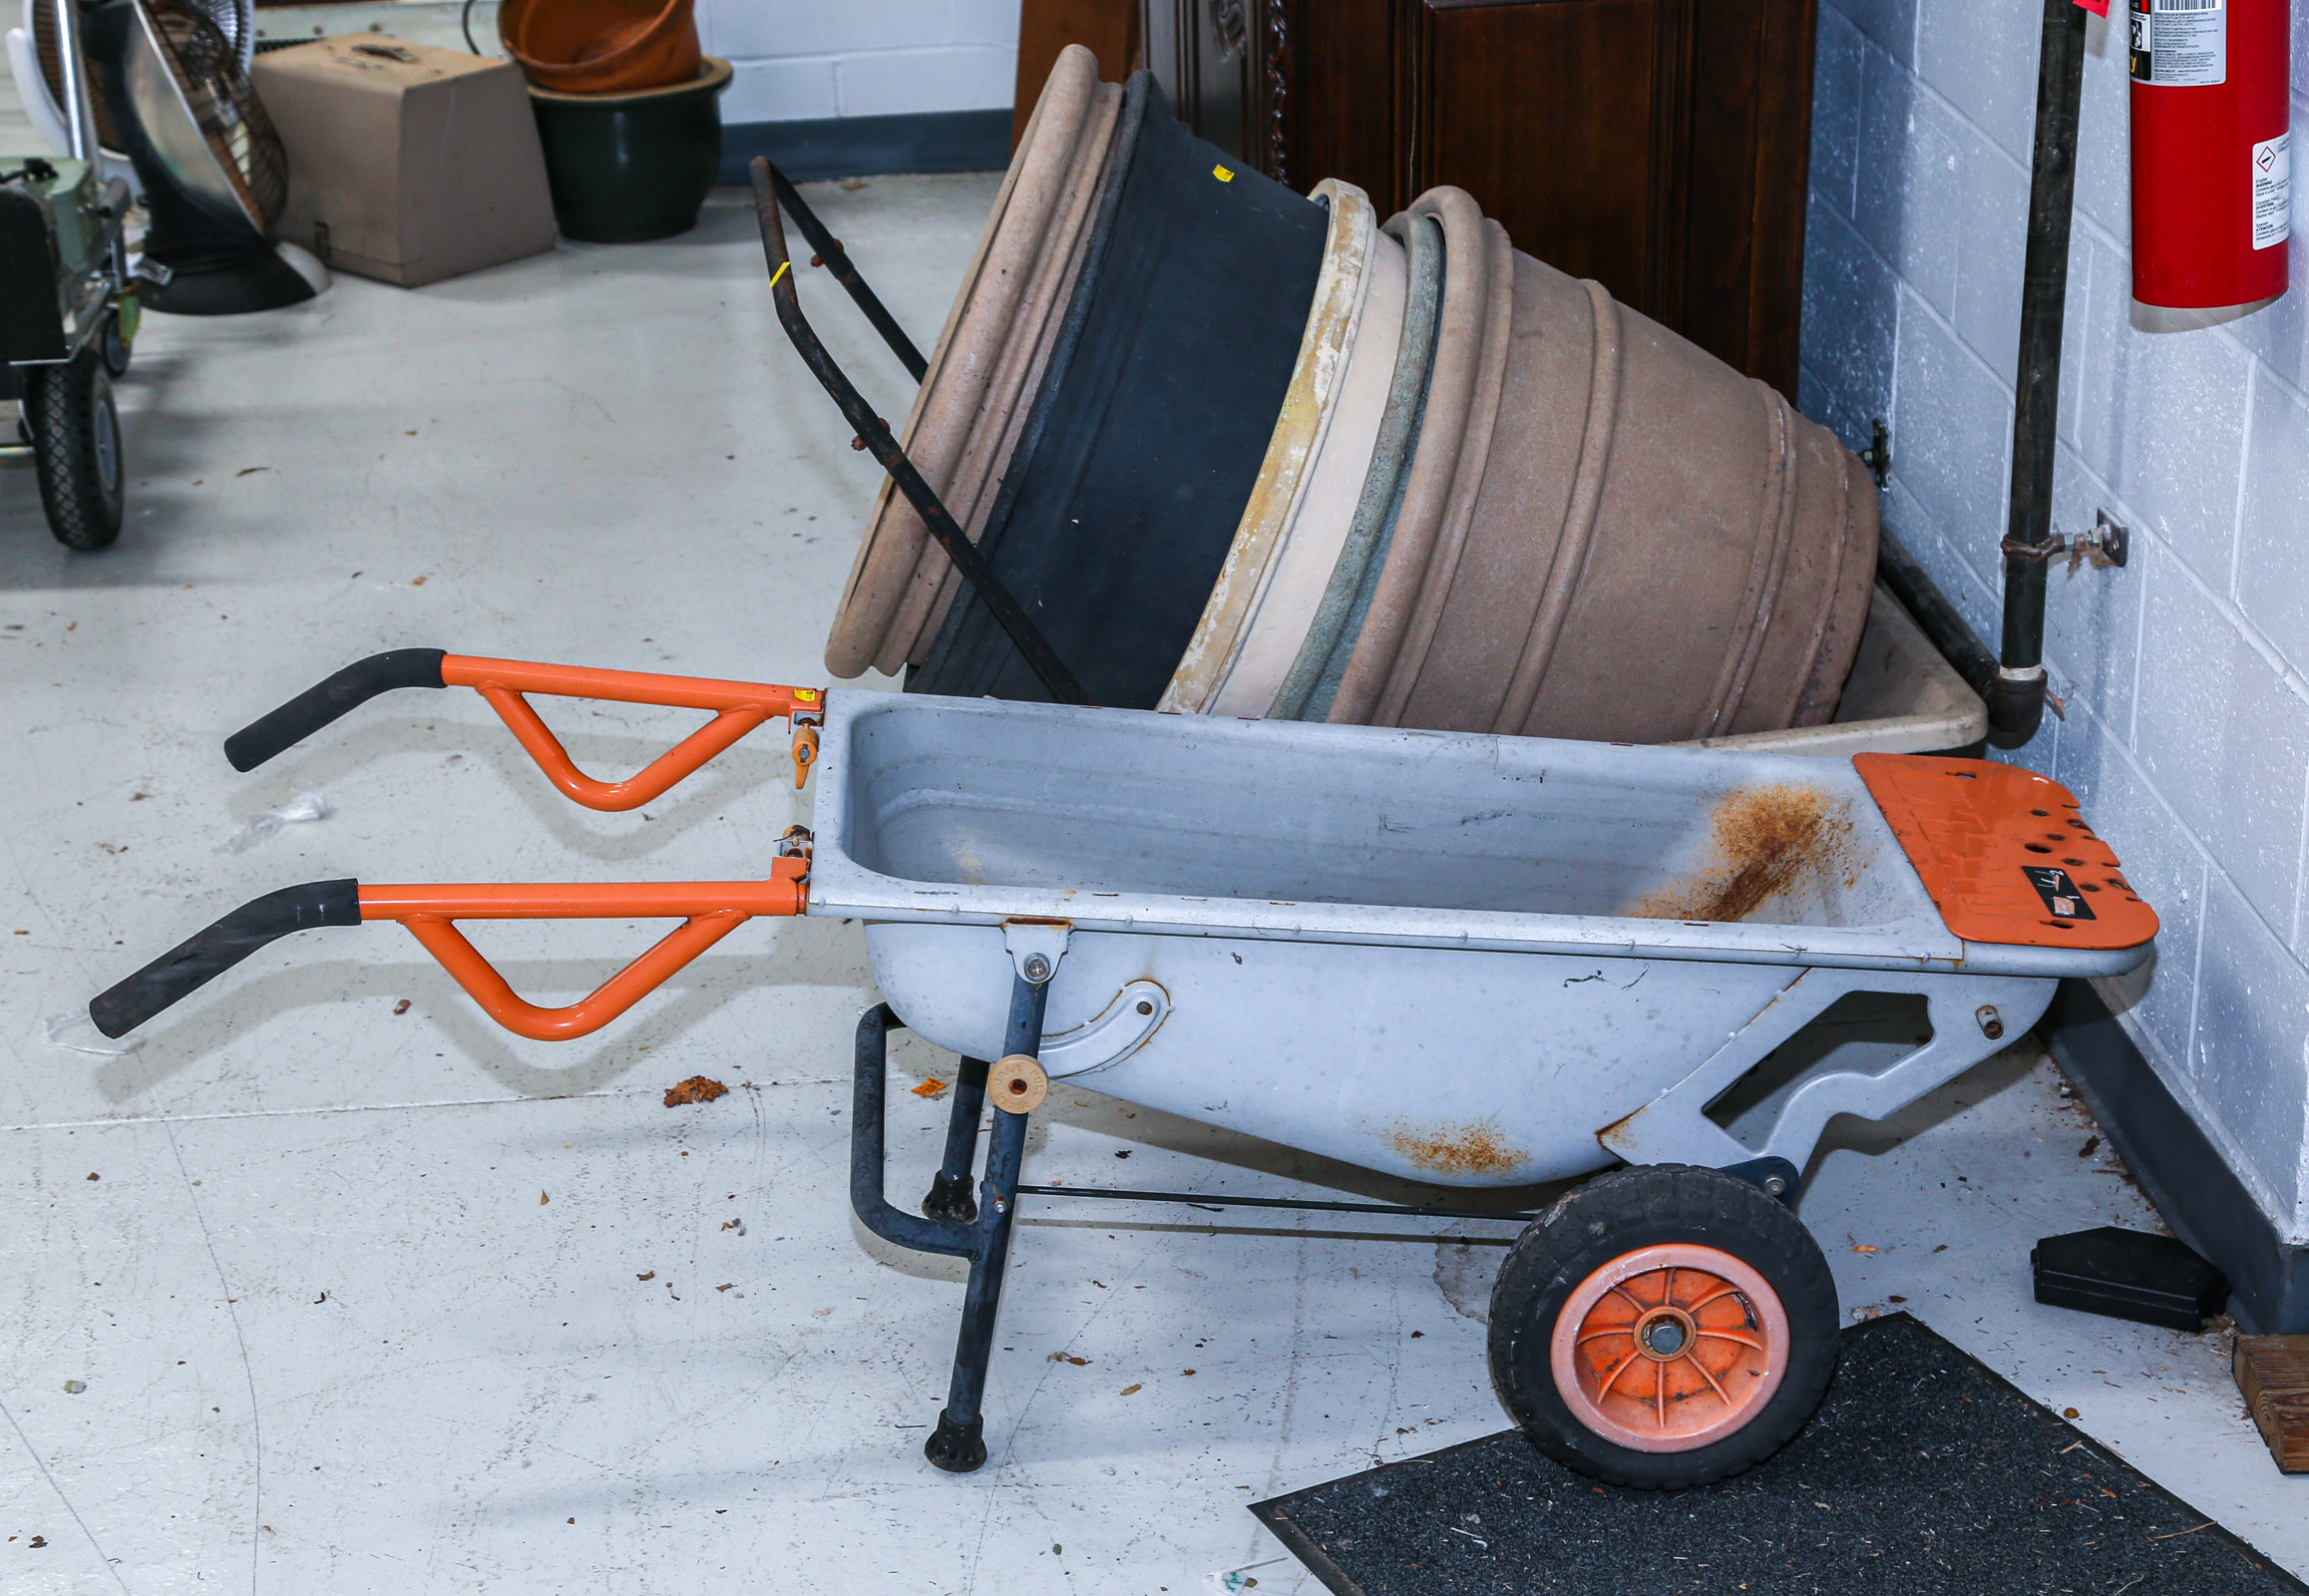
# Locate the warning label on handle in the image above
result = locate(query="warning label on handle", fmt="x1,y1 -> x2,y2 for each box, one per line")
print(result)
2254,133 -> 2293,251
2130,0 -> 2225,87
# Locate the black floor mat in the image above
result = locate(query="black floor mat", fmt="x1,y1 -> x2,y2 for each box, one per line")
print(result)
1252,1313 -> 2305,1596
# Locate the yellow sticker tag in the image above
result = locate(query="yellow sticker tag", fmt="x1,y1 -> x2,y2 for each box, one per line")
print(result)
792,686 -> 820,701
1212,164 -> 1234,183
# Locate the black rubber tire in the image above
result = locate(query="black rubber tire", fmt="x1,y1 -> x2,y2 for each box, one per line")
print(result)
99,308 -> 132,378
1487,1164 -> 1839,1489
24,347 -> 125,551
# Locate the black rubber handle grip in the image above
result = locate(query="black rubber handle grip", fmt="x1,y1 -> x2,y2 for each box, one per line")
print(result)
89,880 -> 362,1037
224,649 -> 447,771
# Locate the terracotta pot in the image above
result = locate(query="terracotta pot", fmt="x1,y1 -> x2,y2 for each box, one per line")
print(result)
1331,186 -> 1878,743
1158,179 -> 1408,717
1266,204 -> 1447,721
500,0 -> 699,95
826,54 -> 1878,744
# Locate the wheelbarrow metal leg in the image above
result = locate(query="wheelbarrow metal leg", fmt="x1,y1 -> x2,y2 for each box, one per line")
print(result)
924,970 -> 1050,1473
924,1053 -> 991,1224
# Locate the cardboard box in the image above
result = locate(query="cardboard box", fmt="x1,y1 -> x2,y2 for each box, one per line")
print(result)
252,38 -> 556,287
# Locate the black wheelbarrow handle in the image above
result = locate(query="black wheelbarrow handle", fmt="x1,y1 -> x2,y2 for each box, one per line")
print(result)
761,162 -> 928,382
224,648 -> 449,771
90,879 -> 361,1037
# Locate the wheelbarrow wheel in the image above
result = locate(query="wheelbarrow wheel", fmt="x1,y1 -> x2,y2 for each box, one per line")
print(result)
100,307 -> 133,379
23,347 -> 125,551
1487,1164 -> 1838,1489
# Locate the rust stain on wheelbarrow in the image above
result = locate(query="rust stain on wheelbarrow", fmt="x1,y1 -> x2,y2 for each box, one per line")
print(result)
1386,1121 -> 1525,1177
1634,784 -> 1856,924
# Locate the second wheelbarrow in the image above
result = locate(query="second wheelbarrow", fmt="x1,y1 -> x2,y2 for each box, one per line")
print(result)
92,651 -> 2156,1488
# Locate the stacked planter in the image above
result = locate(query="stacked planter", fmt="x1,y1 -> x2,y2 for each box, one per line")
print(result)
826,47 -> 1878,745
503,0 -> 729,242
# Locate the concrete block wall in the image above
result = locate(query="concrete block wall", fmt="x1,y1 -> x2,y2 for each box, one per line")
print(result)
697,0 -> 1019,127
1801,0 -> 2309,1245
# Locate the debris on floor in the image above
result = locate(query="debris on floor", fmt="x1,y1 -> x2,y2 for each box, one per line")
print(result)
219,791 -> 331,854
1207,1557 -> 1288,1593
663,1075 -> 729,1107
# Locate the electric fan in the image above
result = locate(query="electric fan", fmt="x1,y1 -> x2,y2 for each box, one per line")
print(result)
10,0 -> 246,191
84,0 -> 325,314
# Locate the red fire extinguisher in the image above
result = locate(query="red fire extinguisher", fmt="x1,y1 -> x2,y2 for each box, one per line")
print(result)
2129,0 -> 2291,307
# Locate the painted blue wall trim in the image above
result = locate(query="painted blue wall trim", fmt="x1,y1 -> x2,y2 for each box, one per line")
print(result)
2045,980 -> 2309,1334
717,110 -> 1012,186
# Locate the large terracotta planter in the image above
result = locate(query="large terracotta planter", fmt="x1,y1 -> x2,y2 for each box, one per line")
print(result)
906,72 -> 1329,710
823,54 -> 1879,745
1325,186 -> 1877,743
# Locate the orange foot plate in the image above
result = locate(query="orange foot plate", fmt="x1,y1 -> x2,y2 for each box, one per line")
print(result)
1853,754 -> 2159,952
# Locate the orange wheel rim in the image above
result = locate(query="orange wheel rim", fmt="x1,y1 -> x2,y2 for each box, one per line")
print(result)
1549,1242 -> 1789,1453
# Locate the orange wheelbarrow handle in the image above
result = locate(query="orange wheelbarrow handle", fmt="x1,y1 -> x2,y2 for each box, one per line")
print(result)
90,851 -> 810,1041
222,648 -> 826,805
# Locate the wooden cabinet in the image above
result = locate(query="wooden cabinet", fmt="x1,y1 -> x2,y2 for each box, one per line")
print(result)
1140,0 -> 1816,396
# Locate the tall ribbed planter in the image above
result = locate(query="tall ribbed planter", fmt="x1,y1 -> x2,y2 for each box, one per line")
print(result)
1318,186 -> 1878,743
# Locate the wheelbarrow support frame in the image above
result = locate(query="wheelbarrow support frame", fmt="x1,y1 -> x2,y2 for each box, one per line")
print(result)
850,921 -> 1067,1473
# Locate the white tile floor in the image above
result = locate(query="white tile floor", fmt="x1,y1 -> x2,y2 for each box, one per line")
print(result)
2,178 -> 2304,1594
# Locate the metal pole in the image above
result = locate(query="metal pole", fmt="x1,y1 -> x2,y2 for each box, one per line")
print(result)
924,1054 -> 991,1223
1990,0 -> 2091,748
925,973 -> 1050,1473
50,0 -> 96,163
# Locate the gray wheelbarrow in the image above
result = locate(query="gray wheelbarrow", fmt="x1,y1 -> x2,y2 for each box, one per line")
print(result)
91,661 -> 2156,1488
86,163 -> 2158,1488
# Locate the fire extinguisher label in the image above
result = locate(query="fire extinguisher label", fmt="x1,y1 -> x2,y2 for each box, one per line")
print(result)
2254,134 -> 2293,251
2128,0 -> 2225,87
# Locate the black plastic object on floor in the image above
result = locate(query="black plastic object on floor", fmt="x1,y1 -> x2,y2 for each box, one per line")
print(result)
1252,1313 -> 2304,1596
2034,1225 -> 2229,1332
909,70 -> 1327,710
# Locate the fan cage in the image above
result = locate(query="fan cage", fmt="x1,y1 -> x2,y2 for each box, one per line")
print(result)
145,0 -> 286,231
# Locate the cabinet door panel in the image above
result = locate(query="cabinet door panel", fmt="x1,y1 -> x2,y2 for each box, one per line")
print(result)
1141,0 -> 1812,390
1674,0 -> 1812,392
1416,0 -> 1660,309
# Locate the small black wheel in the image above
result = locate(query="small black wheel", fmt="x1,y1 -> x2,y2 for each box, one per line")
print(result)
99,307 -> 133,378
23,346 -> 125,551
1487,1164 -> 1838,1489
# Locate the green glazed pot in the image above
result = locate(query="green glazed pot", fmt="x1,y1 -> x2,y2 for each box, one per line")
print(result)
529,56 -> 732,243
